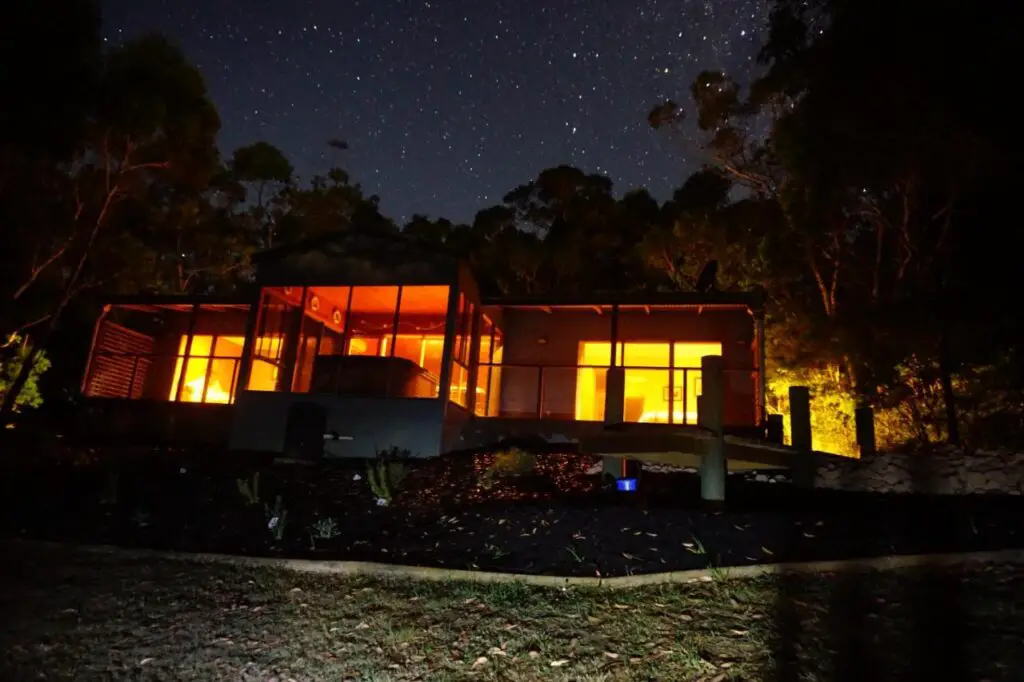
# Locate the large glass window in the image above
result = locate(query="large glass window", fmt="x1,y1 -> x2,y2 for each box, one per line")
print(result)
575,342 -> 610,421
393,285 -> 448,397
169,334 -> 244,403
248,288 -> 299,392
345,286 -> 400,356
82,303 -> 252,404
448,297 -> 473,408
575,340 -> 721,424
474,314 -> 495,416
271,284 -> 450,399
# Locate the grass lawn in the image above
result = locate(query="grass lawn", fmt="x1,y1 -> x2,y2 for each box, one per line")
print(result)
1,546 -> 1022,681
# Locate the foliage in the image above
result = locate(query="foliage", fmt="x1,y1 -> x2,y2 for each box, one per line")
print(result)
366,447 -> 411,504
766,366 -> 857,457
490,447 -> 538,477
3,1 -> 1019,450
309,516 -> 340,549
479,446 -> 539,489
0,336 -> 51,411
237,471 -> 260,506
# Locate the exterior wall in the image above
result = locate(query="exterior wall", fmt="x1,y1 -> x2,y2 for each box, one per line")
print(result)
228,390 -> 446,458
497,306 -> 759,427
70,401 -> 234,445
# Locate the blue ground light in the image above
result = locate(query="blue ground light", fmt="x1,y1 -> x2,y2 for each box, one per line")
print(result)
616,478 -> 638,492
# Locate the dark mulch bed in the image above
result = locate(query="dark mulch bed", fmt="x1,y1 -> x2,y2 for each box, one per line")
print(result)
1,444 -> 1022,578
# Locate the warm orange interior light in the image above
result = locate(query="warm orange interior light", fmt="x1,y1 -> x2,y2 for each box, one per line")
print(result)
171,335 -> 282,401
575,341 -> 722,424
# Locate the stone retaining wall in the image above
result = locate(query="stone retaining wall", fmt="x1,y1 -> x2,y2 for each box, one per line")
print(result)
814,449 -> 1024,495
587,448 -> 1024,495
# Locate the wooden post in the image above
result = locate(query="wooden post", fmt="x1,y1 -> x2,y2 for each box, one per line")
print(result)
604,367 -> 625,426
602,366 -> 626,485
766,414 -> 784,444
855,405 -> 877,457
698,355 -> 726,505
788,386 -> 814,487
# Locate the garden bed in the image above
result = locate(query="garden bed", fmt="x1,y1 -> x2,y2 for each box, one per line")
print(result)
1,445 -> 1022,578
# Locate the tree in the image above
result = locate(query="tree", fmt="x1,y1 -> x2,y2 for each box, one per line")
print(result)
647,0 -> 1016,447
755,0 -> 1013,444
1,34 -> 222,426
0,336 -> 51,413
229,142 -> 294,248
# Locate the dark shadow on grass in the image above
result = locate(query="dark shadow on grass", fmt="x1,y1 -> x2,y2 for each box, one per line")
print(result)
766,452 -> 972,682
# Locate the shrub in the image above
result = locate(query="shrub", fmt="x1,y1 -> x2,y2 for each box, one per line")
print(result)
491,447 -> 537,476
479,446 -> 538,489
309,516 -> 340,549
237,472 -> 260,506
0,334 -> 51,411
366,446 -> 410,505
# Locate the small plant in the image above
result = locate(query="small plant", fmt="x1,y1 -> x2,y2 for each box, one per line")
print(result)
366,447 -> 410,505
309,516 -> 340,549
483,542 -> 508,560
265,494 -> 288,542
479,446 -> 538,489
684,534 -> 708,555
237,471 -> 260,506
491,447 -> 537,477
566,545 -> 585,563
707,563 -> 731,583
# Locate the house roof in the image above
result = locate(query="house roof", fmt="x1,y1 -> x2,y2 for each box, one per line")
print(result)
483,290 -> 765,311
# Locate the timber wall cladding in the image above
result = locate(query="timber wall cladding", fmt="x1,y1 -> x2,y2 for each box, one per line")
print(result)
85,322 -> 155,398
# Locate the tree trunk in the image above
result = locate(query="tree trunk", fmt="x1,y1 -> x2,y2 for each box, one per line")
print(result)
938,327 -> 960,445
935,266 -> 959,446
0,183 -> 116,427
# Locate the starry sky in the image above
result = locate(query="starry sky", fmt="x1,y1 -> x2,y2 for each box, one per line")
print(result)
101,0 -> 769,224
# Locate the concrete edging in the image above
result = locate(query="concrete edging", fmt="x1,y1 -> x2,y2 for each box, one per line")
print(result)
8,538 -> 1024,589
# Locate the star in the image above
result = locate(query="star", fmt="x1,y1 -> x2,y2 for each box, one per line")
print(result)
101,0 -> 771,222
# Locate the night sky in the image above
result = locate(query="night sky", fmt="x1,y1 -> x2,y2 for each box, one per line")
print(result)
101,0 -> 769,224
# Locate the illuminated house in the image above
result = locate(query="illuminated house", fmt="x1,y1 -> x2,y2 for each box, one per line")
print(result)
80,232 -> 767,457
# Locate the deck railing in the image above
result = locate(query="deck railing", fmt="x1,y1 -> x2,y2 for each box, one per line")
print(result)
475,362 -> 760,426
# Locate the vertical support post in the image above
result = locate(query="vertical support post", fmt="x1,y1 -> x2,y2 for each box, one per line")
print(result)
788,385 -> 814,487
766,414 -> 784,443
755,309 -> 768,427
174,304 -> 200,402
277,289 -> 306,392
234,292 -> 263,395
855,405 -> 877,458
698,354 -> 726,505
437,283 -> 459,409
466,299 -> 480,409
604,368 -> 625,426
